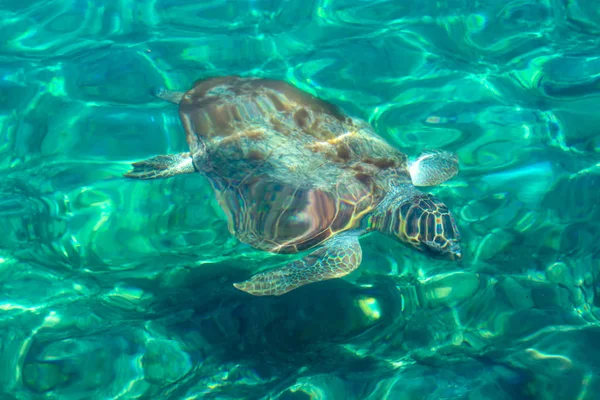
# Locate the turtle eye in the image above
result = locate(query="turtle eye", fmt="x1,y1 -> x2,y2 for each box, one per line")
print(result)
397,194 -> 461,260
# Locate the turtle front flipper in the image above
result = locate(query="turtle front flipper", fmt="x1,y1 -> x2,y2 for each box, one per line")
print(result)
409,149 -> 459,186
124,152 -> 195,179
233,231 -> 363,296
151,87 -> 185,104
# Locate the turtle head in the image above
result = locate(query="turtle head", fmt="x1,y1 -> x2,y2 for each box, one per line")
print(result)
383,191 -> 461,260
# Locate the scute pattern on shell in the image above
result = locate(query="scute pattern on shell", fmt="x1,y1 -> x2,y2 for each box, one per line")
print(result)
178,76 -> 411,253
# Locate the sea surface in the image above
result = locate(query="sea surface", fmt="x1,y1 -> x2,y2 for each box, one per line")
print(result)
1,1 -> 600,399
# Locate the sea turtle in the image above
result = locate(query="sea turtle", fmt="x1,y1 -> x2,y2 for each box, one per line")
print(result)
125,76 -> 461,296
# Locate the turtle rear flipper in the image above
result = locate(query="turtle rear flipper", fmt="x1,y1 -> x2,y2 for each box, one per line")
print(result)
409,149 -> 459,186
151,87 -> 185,104
234,231 -> 363,296
124,152 -> 195,179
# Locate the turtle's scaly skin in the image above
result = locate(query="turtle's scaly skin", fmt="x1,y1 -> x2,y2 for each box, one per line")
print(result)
180,76 -> 411,253
369,186 -> 460,255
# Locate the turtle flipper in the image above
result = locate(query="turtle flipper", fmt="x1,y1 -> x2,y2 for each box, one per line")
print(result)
151,87 -> 185,104
234,231 -> 363,296
408,149 -> 459,186
124,152 -> 195,179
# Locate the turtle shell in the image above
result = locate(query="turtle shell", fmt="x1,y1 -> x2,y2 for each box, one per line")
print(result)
178,76 -> 410,253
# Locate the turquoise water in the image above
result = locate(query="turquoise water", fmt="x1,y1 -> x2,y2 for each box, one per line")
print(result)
2,0 -> 600,398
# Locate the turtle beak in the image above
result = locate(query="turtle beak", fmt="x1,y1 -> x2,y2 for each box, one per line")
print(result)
422,237 -> 462,261
445,239 -> 462,261
424,214 -> 462,261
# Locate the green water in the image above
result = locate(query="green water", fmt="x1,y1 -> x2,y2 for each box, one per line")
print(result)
2,0 -> 600,399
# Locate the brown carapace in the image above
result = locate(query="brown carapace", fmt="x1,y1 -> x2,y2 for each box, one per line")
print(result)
125,76 -> 461,296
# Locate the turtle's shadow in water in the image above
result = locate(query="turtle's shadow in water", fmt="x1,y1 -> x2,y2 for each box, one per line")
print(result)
117,256 -> 538,398
149,259 -> 403,370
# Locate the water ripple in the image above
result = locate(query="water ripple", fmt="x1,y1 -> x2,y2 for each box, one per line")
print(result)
2,0 -> 600,398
